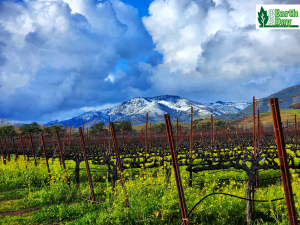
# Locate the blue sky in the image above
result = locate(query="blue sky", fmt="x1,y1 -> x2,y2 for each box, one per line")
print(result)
0,0 -> 299,123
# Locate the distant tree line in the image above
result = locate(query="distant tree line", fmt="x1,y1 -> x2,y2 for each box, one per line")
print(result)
89,121 -> 133,134
193,118 -> 235,130
0,119 -> 66,137
288,102 -> 300,109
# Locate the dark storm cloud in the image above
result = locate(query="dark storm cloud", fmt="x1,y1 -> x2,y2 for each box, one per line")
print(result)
0,0 -> 156,122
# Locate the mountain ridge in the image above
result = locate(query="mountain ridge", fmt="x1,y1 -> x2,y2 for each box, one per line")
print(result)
45,95 -> 252,128
216,84 -> 300,121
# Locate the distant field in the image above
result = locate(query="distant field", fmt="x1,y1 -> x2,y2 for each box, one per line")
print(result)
229,109 -> 300,129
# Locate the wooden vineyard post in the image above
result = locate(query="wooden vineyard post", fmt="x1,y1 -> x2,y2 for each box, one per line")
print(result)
270,98 -> 298,225
78,127 -> 96,202
55,131 -> 70,189
109,122 -> 129,208
40,133 -> 51,182
164,114 -> 189,225
29,135 -> 37,168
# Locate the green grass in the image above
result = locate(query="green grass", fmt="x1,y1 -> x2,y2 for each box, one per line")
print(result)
0,151 -> 299,224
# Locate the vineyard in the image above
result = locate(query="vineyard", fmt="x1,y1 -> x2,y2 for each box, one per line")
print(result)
0,97 -> 300,225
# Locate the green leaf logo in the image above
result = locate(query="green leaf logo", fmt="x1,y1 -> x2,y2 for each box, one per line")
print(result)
258,6 -> 269,27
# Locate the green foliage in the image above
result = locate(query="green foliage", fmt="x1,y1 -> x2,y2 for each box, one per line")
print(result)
288,102 -> 300,109
0,118 -> 10,126
193,119 -> 234,130
112,121 -> 132,133
20,122 -> 42,134
45,125 -> 64,134
0,125 -> 17,137
150,122 -> 166,132
89,122 -> 105,135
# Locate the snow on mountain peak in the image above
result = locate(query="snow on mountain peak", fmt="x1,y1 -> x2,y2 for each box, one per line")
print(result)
44,95 -> 251,127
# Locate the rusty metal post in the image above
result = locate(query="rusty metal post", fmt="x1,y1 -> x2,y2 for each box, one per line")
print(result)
270,98 -> 298,225
253,96 -> 256,159
55,131 -> 70,189
164,114 -> 189,225
109,122 -> 129,208
40,133 -> 51,181
78,127 -> 96,202
145,113 -> 148,156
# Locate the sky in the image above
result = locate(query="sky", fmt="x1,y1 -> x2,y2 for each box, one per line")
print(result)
0,0 -> 300,123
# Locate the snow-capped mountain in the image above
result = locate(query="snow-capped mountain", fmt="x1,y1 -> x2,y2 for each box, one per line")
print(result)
204,101 -> 252,114
45,95 -> 250,128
